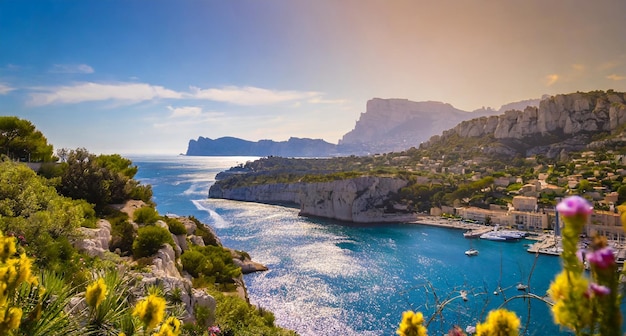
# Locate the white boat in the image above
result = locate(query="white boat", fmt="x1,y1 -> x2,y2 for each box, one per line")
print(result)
516,283 -> 528,291
479,232 -> 508,241
465,248 -> 479,256
480,226 -> 527,241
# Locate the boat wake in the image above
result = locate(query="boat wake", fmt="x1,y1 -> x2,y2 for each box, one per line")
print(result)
191,199 -> 230,228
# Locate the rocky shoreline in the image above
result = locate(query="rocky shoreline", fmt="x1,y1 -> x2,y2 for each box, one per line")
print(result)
75,200 -> 268,325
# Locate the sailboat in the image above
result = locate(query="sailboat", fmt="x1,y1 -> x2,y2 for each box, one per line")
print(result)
465,239 -> 479,256
465,248 -> 479,256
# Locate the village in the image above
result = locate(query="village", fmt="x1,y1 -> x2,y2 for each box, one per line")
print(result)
389,149 -> 626,262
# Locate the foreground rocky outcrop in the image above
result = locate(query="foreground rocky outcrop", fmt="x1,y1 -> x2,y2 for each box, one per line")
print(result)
210,176 -> 417,223
73,200 -> 267,325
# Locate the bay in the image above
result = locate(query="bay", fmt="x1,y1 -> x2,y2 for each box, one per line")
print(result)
130,155 -> 567,336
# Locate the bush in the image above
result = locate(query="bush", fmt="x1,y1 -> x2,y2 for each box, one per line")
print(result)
189,216 -> 220,246
181,246 -> 241,284
133,206 -> 159,225
132,226 -> 174,258
163,216 -> 187,235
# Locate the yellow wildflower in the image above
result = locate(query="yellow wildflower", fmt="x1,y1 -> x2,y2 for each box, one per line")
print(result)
0,235 -> 17,261
133,294 -> 166,331
16,253 -> 36,285
0,306 -> 23,332
396,310 -> 428,336
547,271 -> 592,330
153,318 -> 181,336
85,278 -> 107,309
475,309 -> 520,336
151,317 -> 181,336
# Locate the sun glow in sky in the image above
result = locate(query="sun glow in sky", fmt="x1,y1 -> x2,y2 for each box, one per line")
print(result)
1,0 -> 626,154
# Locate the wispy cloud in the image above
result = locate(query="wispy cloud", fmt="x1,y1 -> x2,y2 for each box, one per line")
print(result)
0,83 -> 14,94
167,105 -> 203,118
545,74 -> 559,86
26,81 -> 341,109
28,82 -> 183,106
571,64 -> 585,71
606,74 -> 625,81
189,86 -> 320,105
50,64 -> 95,74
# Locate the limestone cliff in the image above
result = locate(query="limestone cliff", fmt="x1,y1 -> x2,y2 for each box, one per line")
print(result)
421,91 -> 626,157
209,176 -> 416,223
339,99 -> 470,153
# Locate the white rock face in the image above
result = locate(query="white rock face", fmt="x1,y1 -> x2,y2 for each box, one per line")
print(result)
75,219 -> 112,258
211,176 -> 416,223
151,244 -> 180,278
423,91 -> 626,145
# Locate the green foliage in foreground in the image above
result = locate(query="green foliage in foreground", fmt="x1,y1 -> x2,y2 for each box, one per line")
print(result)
54,148 -> 153,214
209,289 -> 298,336
0,160 -> 95,280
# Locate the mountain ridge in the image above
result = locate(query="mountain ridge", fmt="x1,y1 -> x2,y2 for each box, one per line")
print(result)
186,96 -> 543,156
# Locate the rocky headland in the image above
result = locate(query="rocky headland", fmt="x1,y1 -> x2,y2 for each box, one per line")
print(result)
209,176 -> 417,223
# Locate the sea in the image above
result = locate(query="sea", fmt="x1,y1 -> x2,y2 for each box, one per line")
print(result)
130,155 -> 569,336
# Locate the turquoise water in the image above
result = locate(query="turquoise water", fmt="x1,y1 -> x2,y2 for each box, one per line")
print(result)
131,155 -> 567,336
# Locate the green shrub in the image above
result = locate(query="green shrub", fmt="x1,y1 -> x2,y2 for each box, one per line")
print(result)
128,182 -> 154,204
132,226 -> 174,258
180,250 -> 208,278
110,219 -> 136,255
163,216 -> 187,235
181,246 -> 241,284
210,290 -> 297,336
189,216 -> 220,246
133,206 -> 159,225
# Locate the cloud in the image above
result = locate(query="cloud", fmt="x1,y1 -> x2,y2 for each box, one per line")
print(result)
189,85 -> 320,105
28,82 -> 183,106
606,74 -> 625,81
0,83 -> 14,94
50,64 -> 95,74
545,74 -> 559,86
571,64 -> 585,71
167,105 -> 203,118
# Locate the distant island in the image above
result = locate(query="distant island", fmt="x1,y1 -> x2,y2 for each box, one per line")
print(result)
186,97 -> 542,157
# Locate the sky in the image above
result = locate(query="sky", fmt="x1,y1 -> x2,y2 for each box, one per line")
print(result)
1,0 -> 626,155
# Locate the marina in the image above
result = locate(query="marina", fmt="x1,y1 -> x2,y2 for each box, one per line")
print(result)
411,215 -> 626,258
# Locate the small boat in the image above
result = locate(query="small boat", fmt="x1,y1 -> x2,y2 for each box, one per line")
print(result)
516,283 -> 528,291
465,248 -> 479,256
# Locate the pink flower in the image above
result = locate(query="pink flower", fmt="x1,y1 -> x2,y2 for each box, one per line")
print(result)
208,325 -> 220,335
587,283 -> 611,297
448,326 -> 467,336
556,196 -> 593,218
587,247 -> 615,269
465,325 -> 476,334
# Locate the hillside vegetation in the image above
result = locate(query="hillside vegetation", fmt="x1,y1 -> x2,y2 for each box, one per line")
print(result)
0,116 -> 296,336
